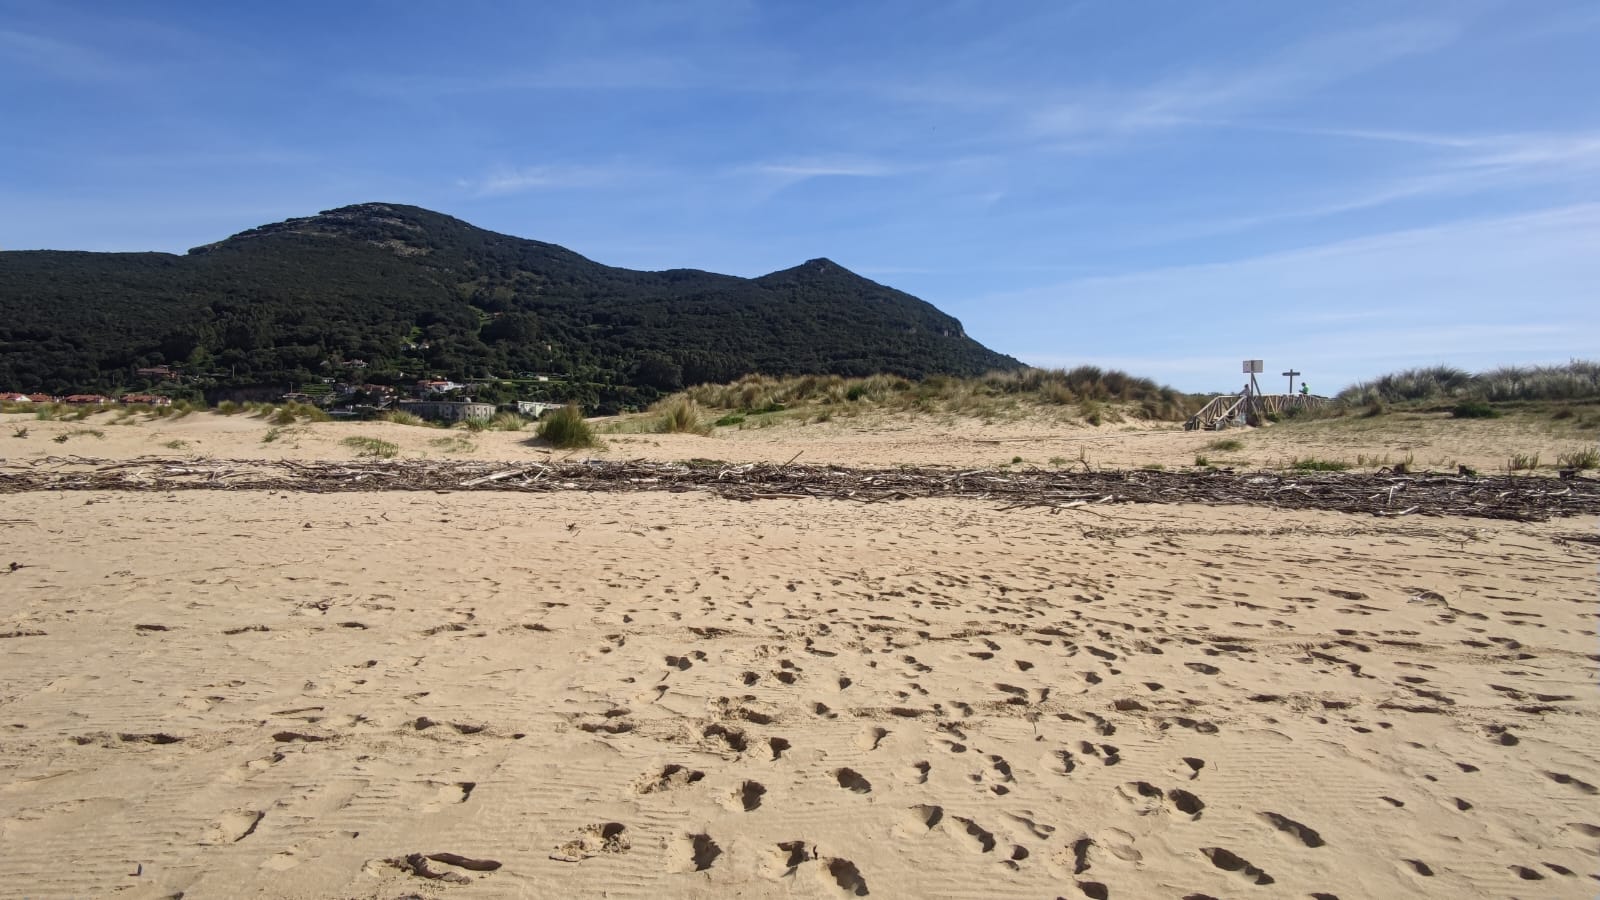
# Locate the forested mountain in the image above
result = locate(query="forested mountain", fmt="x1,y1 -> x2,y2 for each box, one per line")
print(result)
0,203 -> 1020,407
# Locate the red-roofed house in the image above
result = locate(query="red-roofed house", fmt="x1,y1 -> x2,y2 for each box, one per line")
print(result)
0,392 -> 31,403
63,394 -> 111,405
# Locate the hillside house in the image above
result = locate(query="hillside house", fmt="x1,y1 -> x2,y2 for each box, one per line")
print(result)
63,394 -> 111,405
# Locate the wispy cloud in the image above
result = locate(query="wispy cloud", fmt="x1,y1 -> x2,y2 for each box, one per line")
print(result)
1028,20 -> 1462,140
0,27 -> 132,82
457,164 -> 640,197
746,158 -> 901,179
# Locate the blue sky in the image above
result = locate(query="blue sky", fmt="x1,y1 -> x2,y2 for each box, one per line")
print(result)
2,1 -> 1596,392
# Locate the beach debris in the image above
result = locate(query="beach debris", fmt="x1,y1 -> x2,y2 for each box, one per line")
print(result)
2,455 -> 1595,522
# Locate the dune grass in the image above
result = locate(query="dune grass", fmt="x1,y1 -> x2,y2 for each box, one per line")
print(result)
670,367 -> 1199,427
536,404 -> 598,449
341,436 -> 399,458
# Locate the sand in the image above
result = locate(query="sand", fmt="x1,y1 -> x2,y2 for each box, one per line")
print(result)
2,410 -> 1598,898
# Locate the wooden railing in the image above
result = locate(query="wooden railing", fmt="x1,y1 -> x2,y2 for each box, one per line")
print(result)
1184,394 -> 1331,430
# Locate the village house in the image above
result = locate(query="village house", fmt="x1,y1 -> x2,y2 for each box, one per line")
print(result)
0,392 -> 33,403
62,394 -> 112,405
120,393 -> 172,406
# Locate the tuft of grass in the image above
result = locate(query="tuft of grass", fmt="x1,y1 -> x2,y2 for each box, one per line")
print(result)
380,410 -> 429,427
269,401 -> 330,425
54,427 -> 106,441
1193,455 -> 1209,467
657,398 -> 710,435
1141,463 -> 1165,471
536,404 -> 597,449
261,426 -> 285,443
1291,457 -> 1350,471
161,439 -> 189,450
1048,455 -> 1068,467
1011,455 -> 1024,464
429,435 -> 476,453
713,413 -> 746,427
11,425 -> 27,438
1505,452 -> 1540,472
1204,438 -> 1243,452
487,411 -> 526,431
1451,401 -> 1500,419
215,400 -> 243,415
341,436 -> 399,458
1557,447 -> 1598,470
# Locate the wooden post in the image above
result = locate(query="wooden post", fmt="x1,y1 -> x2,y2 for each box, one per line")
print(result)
1282,369 -> 1300,394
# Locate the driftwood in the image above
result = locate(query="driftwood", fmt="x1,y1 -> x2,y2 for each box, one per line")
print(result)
3,455 -> 1598,523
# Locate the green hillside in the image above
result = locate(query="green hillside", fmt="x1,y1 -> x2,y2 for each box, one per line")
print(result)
0,203 -> 1020,409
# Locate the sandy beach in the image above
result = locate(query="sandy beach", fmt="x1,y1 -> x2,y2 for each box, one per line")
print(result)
2,411 -> 1598,898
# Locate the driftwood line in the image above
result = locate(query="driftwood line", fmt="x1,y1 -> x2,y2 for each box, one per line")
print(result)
3,456 -> 1598,522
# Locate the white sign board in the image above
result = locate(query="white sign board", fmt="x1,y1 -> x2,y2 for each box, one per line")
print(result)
1242,359 -> 1264,373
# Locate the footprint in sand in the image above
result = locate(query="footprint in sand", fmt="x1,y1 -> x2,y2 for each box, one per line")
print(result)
901,804 -> 943,831
951,817 -> 996,853
1259,811 -> 1324,847
203,809 -> 264,844
670,832 -> 721,872
1201,847 -> 1274,885
855,726 -> 889,751
726,780 -> 765,811
551,823 -> 630,862
823,857 -> 869,896
834,768 -> 872,794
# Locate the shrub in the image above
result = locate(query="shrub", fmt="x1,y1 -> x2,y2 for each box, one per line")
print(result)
657,398 -> 710,435
1205,438 -> 1242,452
1506,452 -> 1541,472
1291,458 -> 1350,471
1451,401 -> 1500,419
1557,447 -> 1599,470
11,425 -> 27,438
1193,455 -> 1209,467
537,404 -> 597,449
713,413 -> 746,427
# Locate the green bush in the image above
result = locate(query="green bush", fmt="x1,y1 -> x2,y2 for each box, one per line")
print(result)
1205,438 -> 1242,452
1451,401 -> 1500,419
1557,447 -> 1599,470
1291,457 -> 1350,471
713,413 -> 745,427
537,404 -> 597,449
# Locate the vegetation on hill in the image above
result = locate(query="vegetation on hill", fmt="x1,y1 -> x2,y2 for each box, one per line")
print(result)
0,203 -> 1020,410
607,366 -> 1201,430
1338,360 -> 1600,405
